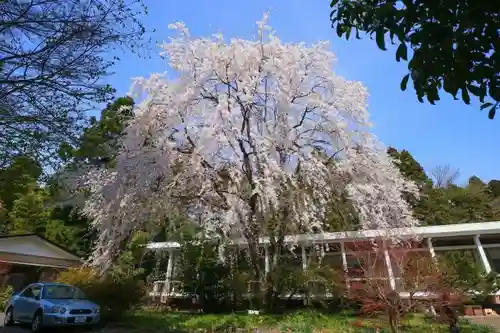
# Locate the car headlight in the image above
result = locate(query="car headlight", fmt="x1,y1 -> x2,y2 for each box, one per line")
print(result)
94,307 -> 100,313
50,306 -> 67,314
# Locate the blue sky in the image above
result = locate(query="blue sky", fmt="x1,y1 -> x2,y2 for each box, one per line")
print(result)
103,0 -> 499,185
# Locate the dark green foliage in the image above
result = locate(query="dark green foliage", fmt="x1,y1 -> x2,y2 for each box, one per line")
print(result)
324,191 -> 360,232
330,0 -> 500,118
56,237 -> 147,321
387,147 -> 429,186
121,310 -> 497,333
57,267 -> 145,321
112,231 -> 151,281
438,250 -> 500,304
388,147 -> 500,225
0,156 -> 42,211
177,241 -> 248,312
415,183 -> 497,225
48,206 -> 95,258
0,156 -> 91,255
49,96 -> 136,256
488,180 -> 500,198
0,156 -> 48,235
174,230 -> 342,313
0,97 -> 137,260
386,148 -> 500,303
59,96 -> 135,167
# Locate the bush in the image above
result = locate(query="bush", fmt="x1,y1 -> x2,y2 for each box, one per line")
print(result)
177,241 -> 249,313
57,267 -> 145,321
0,285 -> 13,311
122,310 -> 496,333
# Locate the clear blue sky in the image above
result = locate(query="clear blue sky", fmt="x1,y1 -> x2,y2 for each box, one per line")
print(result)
103,0 -> 500,185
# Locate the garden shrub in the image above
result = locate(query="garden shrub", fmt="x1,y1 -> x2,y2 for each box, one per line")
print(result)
178,241 -> 249,313
0,284 -> 13,311
57,267 -> 145,321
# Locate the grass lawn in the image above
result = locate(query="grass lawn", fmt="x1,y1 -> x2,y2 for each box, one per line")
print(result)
106,309 -> 497,333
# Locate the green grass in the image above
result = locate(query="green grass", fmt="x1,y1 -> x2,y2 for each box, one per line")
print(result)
118,309 -> 496,333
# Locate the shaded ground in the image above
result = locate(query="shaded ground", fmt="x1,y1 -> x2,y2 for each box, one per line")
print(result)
0,314 -> 27,333
0,313 -> 99,333
466,316 -> 500,332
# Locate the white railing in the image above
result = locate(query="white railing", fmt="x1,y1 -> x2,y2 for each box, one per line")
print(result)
148,276 -> 500,302
149,280 -> 187,301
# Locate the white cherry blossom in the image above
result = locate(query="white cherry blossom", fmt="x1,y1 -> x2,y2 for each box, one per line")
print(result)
79,13 -> 419,267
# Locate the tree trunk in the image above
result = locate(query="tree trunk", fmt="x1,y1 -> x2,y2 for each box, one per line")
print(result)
388,312 -> 399,333
450,323 -> 460,333
263,233 -> 286,312
265,273 -> 276,311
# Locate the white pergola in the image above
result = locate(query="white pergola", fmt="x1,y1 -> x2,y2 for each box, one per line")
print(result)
146,221 -> 500,300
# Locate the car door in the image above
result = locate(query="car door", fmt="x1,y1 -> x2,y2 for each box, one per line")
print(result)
13,285 -> 34,322
24,284 -> 42,321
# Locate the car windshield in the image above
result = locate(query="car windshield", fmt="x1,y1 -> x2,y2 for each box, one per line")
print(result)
43,285 -> 86,300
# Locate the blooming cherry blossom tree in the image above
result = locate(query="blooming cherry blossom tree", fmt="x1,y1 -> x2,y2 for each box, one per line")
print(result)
79,13 -> 419,274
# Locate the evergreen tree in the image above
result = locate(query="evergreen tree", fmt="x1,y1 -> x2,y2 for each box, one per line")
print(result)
59,96 -> 135,167
388,147 -> 500,225
48,96 -> 136,257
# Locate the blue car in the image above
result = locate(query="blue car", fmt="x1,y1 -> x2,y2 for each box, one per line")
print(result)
3,282 -> 100,332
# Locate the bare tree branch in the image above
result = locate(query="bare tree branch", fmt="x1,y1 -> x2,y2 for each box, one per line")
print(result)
338,240 -> 467,333
430,164 -> 460,188
0,0 -> 148,168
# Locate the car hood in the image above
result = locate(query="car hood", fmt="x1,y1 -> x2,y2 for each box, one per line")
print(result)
46,299 -> 97,308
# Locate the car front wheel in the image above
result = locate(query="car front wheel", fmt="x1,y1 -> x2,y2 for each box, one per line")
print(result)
4,307 -> 14,326
31,311 -> 43,332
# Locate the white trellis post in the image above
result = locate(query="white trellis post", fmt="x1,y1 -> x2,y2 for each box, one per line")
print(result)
426,238 -> 438,315
383,246 -> 396,291
162,249 -> 174,302
301,245 -> 308,270
340,242 -> 350,291
301,245 -> 308,305
474,235 -> 492,273
264,246 -> 270,277
426,237 -> 439,266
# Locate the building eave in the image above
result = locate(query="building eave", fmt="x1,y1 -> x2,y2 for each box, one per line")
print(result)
146,221 -> 500,250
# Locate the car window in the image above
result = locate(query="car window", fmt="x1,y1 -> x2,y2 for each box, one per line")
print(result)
43,285 -> 86,299
32,285 -> 41,298
20,286 -> 34,298
20,285 -> 42,298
